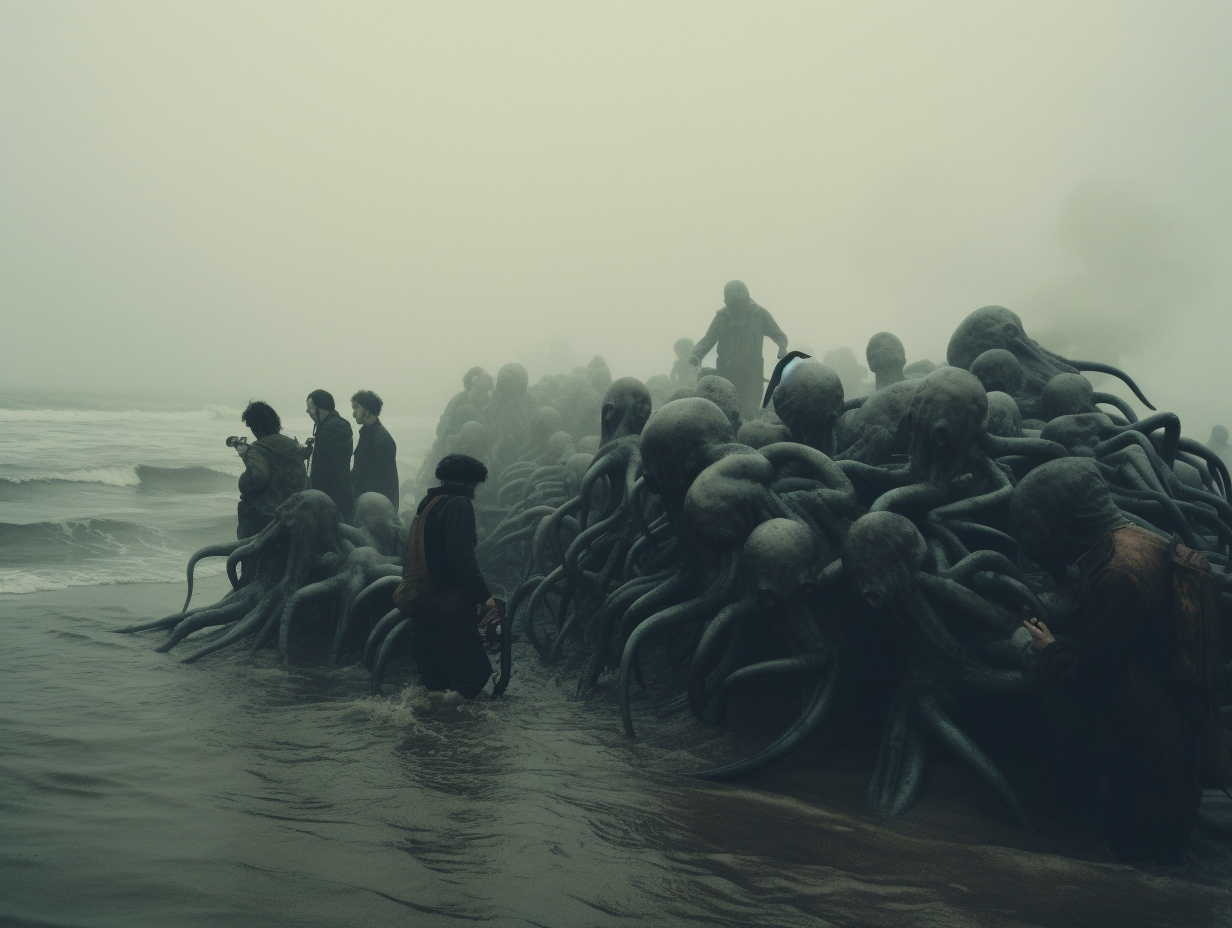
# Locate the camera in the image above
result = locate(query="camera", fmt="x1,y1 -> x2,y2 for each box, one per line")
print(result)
304,437 -> 315,451
226,435 -> 248,448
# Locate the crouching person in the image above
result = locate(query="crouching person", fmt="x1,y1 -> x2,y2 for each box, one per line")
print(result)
1011,458 -> 1232,859
393,453 -> 496,699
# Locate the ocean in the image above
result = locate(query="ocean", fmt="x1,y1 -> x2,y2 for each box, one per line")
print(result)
2,391 -> 1230,927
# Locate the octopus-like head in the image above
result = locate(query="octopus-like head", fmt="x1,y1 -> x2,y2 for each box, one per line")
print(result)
736,415 -> 792,449
351,492 -> 401,555
866,332 -> 906,384
530,406 -> 563,446
1041,373 -> 1095,420
842,511 -> 926,609
562,452 -> 593,498
641,397 -> 736,513
544,430 -> 575,464
1039,412 -> 1111,458
683,451 -> 774,549
969,348 -> 1023,395
773,360 -> 845,455
907,367 -> 988,484
495,362 -> 530,399
985,392 -> 1023,439
695,375 -> 743,435
600,377 -> 652,446
743,518 -> 817,602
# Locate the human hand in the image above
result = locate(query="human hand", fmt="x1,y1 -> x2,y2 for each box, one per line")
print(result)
235,441 -> 250,459
1021,614 -> 1054,651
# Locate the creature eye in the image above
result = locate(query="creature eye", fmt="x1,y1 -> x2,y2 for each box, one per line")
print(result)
864,589 -> 883,607
1002,323 -> 1019,339
932,424 -> 950,446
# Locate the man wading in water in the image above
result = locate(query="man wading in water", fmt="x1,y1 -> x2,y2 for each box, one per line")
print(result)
394,454 -> 497,698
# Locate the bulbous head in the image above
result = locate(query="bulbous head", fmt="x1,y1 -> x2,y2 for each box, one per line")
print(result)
1041,373 -> 1094,420
724,280 -> 751,311
985,391 -> 1023,438
1039,413 -> 1110,457
275,489 -> 341,531
562,452 -> 593,497
695,375 -> 743,435
641,397 -> 735,505
907,367 -> 988,482
947,306 -> 1027,370
1211,424 -> 1230,448
866,332 -> 906,375
496,363 -> 529,398
530,406 -> 563,444
969,348 -> 1023,395
351,491 -> 401,554
683,452 -> 774,548
453,420 -> 489,457
842,511 -> 926,608
742,518 -> 817,597
545,430 -> 575,462
773,361 -> 845,453
736,415 -> 793,449
600,377 -> 652,445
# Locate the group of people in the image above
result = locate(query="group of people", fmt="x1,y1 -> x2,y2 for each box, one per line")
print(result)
234,388 -> 400,539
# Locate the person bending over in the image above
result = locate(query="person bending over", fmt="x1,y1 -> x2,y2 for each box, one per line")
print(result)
305,389 -> 354,522
350,389 -> 399,510
1013,458 -> 1231,858
689,280 -> 789,419
235,401 -> 307,539
396,453 -> 497,699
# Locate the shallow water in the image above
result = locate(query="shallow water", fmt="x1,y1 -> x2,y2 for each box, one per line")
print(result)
3,575 -> 1231,928
3,392 -> 1232,927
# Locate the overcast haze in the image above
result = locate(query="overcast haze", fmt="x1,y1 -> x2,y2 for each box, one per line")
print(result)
2,2 -> 1230,428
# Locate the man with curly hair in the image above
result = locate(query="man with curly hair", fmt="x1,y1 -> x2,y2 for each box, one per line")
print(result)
235,401 -> 307,538
350,389 -> 399,510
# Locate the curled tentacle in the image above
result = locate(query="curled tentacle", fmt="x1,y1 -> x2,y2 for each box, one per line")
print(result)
363,607 -> 406,671
182,540 -> 247,612
371,617 -> 415,695
1066,359 -> 1154,410
714,653 -> 830,726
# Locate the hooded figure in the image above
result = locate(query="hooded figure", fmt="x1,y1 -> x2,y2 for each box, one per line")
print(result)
688,280 -> 789,420
1011,458 -> 1231,858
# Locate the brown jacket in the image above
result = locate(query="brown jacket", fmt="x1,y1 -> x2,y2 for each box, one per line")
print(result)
1035,524 -> 1230,852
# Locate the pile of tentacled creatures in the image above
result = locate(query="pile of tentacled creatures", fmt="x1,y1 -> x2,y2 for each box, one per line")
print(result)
124,305 -> 1232,829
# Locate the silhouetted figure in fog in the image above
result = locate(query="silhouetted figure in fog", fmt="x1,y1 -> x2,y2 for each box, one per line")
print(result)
688,280 -> 788,419
305,389 -> 354,523
670,337 -> 696,387
1208,425 -> 1230,462
865,332 -> 907,391
438,367 -> 493,438
350,390 -> 399,511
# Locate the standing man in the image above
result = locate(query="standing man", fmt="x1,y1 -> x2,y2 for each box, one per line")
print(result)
395,454 -> 497,699
235,401 -> 307,539
305,389 -> 354,523
350,389 -> 400,510
688,280 -> 789,419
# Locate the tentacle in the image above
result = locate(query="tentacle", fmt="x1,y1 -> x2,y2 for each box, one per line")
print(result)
687,600 -> 757,720
177,590 -> 282,662
688,665 -> 839,780
917,573 -> 1019,632
868,684 -> 928,818
225,518 -> 285,587
182,540 -> 247,612
371,617 -> 415,695
580,569 -> 679,693
1179,438 -> 1231,500
916,691 -> 1032,829
619,555 -> 739,736
713,653 -> 829,726
522,566 -> 566,657
363,607 -> 406,671
138,597 -> 250,640
328,576 -> 371,667
579,451 -> 623,530
278,575 -> 349,662
345,575 -> 401,640
118,585 -> 256,633
1092,391 -> 1137,423
870,481 -> 947,515
947,520 -> 1019,559
1065,360 -> 1154,410
980,433 -> 1069,461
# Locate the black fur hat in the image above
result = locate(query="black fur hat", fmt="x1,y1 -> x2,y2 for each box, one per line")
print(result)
435,454 -> 488,485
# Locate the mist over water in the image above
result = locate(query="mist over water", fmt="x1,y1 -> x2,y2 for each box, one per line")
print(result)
3,3 -> 1232,925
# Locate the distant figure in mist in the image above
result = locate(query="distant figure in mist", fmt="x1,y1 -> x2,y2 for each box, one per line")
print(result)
688,280 -> 789,418
350,389 -> 399,511
234,401 -> 307,539
1207,425 -> 1230,462
305,389 -> 354,523
670,337 -> 697,387
438,367 -> 493,439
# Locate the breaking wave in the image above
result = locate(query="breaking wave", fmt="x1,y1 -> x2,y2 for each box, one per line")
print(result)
0,404 -> 236,423
0,464 -> 239,491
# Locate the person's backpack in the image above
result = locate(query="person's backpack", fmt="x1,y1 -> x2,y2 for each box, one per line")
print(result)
392,496 -> 471,619
1169,536 -> 1232,787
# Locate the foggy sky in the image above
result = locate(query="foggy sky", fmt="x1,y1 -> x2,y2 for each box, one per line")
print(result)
2,2 -> 1230,430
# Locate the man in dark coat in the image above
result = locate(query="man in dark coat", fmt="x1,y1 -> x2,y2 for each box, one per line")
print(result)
235,401 -> 307,539
688,280 -> 789,419
305,389 -> 354,523
350,389 -> 400,511
399,454 -> 496,698
1013,458 -> 1231,858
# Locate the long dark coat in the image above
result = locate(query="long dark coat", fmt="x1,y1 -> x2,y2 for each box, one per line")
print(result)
308,409 -> 354,522
351,419 -> 400,511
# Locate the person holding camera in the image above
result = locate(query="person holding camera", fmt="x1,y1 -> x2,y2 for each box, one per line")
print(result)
350,389 -> 399,511
234,401 -> 307,539
305,389 -> 354,523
